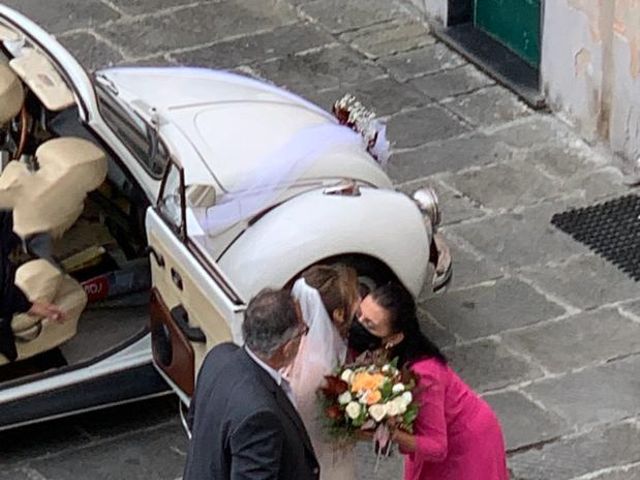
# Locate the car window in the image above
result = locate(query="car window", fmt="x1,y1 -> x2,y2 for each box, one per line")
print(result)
95,84 -> 168,178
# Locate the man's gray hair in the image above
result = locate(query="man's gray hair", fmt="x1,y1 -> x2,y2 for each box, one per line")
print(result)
242,288 -> 299,357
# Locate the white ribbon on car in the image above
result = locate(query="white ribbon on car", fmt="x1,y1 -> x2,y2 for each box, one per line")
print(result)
192,123 -> 363,235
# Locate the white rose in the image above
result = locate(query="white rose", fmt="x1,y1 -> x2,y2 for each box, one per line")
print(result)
401,391 -> 413,406
392,383 -> 405,394
358,393 -> 368,404
381,364 -> 391,373
338,391 -> 352,405
340,369 -> 354,383
393,397 -> 407,414
346,401 -> 361,420
368,403 -> 388,422
385,400 -> 401,417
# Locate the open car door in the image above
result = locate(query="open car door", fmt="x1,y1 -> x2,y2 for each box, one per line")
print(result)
148,160 -> 245,403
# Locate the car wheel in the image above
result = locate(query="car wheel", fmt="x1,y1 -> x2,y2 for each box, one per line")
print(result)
327,255 -> 398,295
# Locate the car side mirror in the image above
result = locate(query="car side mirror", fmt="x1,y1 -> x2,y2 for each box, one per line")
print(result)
186,184 -> 216,209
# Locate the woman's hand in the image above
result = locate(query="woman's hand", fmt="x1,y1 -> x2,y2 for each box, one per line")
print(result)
356,428 -> 375,441
29,301 -> 66,323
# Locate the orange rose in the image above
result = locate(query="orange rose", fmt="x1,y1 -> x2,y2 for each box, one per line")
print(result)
365,389 -> 382,405
351,372 -> 385,393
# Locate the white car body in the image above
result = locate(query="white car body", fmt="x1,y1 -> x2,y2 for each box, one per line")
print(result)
0,5 -> 450,428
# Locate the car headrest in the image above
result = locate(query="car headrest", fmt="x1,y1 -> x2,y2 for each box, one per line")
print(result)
0,63 -> 24,124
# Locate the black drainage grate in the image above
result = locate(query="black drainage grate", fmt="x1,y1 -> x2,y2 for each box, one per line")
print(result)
551,194 -> 640,281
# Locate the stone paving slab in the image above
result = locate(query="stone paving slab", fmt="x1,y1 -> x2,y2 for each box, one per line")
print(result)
620,300 -> 640,318
29,423 -> 187,480
388,104 -> 470,149
105,0 -> 206,16
519,255 -> 640,311
0,419 -> 91,468
253,45 -> 385,93
99,0 -> 297,59
443,85 -> 532,127
509,422 -> 640,480
387,114 -> 566,182
435,234 -> 503,289
298,0 -> 408,34
517,143 -> 596,179
588,464 -> 640,480
409,64 -> 495,101
58,32 -> 124,72
502,308 -> 640,374
441,160 -> 559,210
489,116 -> 576,149
0,467 -> 50,480
449,201 -> 592,269
170,22 -> 335,69
339,18 -> 434,59
424,278 -> 566,340
561,167 -> 628,204
524,355 -> 640,426
417,307 -> 458,348
483,391 -> 568,451
1,0 -> 120,33
445,338 -> 543,392
304,76 -> 429,117
0,397 -> 179,468
397,178 -> 488,226
388,132 -> 515,180
376,43 -> 466,82
3,0 -> 638,478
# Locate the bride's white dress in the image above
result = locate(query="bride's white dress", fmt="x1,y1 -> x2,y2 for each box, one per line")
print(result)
286,278 -> 356,480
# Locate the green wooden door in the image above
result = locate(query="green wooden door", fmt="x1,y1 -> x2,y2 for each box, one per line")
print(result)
475,0 -> 541,67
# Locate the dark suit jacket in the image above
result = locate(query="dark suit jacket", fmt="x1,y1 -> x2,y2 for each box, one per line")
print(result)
0,210 -> 31,319
183,342 -> 320,480
0,210 -> 31,362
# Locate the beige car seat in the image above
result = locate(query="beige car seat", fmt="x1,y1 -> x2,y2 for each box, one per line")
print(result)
0,259 -> 87,366
0,137 -> 107,238
0,63 -> 24,125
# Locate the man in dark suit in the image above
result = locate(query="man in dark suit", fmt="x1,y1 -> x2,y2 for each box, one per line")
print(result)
183,288 -> 319,480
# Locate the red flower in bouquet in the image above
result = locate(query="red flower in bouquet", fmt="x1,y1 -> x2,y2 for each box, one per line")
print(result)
322,375 -> 349,397
325,404 -> 343,421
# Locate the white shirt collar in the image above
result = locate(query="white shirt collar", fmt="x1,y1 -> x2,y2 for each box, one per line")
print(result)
245,346 -> 296,406
245,346 -> 284,387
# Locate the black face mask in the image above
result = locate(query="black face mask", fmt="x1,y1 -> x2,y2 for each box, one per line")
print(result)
348,320 -> 382,354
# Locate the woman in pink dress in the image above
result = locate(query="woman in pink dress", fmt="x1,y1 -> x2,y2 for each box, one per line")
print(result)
355,283 -> 509,480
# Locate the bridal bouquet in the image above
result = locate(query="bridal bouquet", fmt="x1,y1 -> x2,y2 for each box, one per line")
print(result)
319,357 -> 418,456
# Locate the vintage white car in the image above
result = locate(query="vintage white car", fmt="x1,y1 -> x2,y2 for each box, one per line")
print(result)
0,5 -> 451,430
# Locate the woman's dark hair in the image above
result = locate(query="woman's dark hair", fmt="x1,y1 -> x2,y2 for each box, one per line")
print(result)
369,283 -> 447,366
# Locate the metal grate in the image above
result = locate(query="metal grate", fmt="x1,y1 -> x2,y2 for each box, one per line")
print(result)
551,194 -> 640,281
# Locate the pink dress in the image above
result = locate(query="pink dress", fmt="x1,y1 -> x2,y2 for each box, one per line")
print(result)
403,358 -> 509,480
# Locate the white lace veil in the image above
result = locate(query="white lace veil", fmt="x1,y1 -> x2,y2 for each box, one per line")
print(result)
288,277 -> 347,401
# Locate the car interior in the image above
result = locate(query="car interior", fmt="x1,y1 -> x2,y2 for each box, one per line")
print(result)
0,24 -> 152,383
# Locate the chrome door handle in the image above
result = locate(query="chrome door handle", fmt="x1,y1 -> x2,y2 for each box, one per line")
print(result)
171,268 -> 183,291
146,245 -> 165,268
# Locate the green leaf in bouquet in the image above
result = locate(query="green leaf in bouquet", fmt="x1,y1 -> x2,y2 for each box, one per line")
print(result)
380,380 -> 393,400
402,403 -> 419,431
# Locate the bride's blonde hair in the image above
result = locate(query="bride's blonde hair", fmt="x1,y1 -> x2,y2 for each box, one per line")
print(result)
301,264 -> 359,320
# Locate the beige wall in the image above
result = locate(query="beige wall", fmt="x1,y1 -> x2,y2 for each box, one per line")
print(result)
540,0 -> 640,164
406,0 -> 448,23
609,0 -> 640,163
408,0 -> 640,166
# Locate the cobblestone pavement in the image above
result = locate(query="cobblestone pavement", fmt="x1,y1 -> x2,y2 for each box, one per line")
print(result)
2,0 -> 640,479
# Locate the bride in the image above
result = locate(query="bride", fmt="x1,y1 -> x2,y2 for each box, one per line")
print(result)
286,264 -> 361,480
